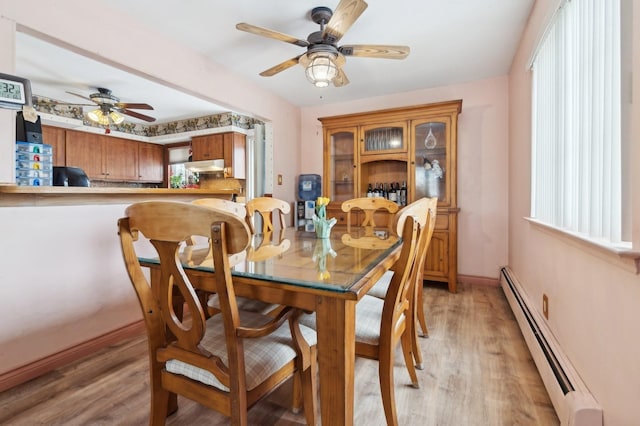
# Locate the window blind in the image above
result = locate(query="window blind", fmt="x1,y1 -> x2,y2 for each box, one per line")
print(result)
531,0 -> 622,244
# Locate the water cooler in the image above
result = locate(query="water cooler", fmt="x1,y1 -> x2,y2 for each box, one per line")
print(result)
296,174 -> 321,231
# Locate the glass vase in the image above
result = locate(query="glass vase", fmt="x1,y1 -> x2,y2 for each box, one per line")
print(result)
313,217 -> 337,238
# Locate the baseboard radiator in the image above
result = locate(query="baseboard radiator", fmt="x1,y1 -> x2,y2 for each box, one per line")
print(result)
500,267 -> 602,426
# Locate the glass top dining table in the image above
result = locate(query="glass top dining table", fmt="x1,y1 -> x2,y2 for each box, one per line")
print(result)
141,226 -> 401,293
139,225 -> 402,425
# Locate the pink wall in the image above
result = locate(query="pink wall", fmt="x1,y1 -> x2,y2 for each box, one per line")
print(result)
301,77 -> 510,279
0,205 -> 142,371
508,0 -> 640,424
0,17 -> 16,183
0,0 -> 301,375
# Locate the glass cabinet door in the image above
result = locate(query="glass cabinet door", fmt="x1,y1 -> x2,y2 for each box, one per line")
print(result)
360,122 -> 407,155
327,127 -> 357,203
412,118 -> 451,206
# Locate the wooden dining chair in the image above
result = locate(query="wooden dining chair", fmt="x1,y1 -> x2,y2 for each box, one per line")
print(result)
368,197 -> 438,370
300,212 -> 424,426
245,196 -> 290,234
191,198 -> 282,316
118,201 -> 317,425
341,197 -> 399,230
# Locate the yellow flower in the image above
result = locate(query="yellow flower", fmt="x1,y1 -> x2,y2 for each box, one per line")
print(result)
316,196 -> 330,207
317,269 -> 331,280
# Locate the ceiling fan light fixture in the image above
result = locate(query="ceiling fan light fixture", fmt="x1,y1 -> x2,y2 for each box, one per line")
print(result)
109,111 -> 125,125
87,109 -> 109,126
87,108 -> 125,126
305,53 -> 338,88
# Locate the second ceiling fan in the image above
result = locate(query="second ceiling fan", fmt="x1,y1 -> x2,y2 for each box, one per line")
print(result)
236,0 -> 410,87
64,87 -> 156,123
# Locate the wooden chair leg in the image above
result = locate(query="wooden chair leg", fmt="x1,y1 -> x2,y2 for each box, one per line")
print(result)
167,392 -> 178,416
148,352 -> 173,424
292,372 -> 302,414
301,345 -> 318,426
411,281 -> 425,370
417,280 -> 429,337
400,328 -> 419,388
150,386 -> 171,425
411,322 -> 424,370
378,343 -> 399,426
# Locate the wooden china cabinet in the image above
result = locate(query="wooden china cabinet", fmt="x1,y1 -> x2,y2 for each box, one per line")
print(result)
319,100 -> 462,292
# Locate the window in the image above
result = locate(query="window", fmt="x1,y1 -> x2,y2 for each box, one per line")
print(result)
168,145 -> 198,188
530,0 -> 629,246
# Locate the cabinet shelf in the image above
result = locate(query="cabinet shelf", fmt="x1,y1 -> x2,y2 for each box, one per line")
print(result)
417,147 -> 446,156
332,154 -> 354,161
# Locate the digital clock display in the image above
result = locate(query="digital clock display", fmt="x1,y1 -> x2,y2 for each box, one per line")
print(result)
0,73 -> 32,110
0,78 -> 26,103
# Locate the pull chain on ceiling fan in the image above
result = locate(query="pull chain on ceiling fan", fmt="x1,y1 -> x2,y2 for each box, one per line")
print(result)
236,0 -> 410,87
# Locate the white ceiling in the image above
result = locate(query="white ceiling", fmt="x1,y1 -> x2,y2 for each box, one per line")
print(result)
15,0 -> 534,124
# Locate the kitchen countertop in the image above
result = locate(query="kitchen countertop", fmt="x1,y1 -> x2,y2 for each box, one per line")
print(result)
0,184 -> 238,207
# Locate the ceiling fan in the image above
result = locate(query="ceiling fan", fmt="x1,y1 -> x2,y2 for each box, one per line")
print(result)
60,87 -> 156,126
236,0 -> 410,87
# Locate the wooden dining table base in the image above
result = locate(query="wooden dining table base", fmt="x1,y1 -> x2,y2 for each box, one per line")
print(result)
229,276 -> 363,425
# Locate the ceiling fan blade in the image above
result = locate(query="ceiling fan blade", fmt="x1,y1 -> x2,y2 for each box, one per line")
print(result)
236,23 -> 309,48
339,44 -> 410,59
115,102 -> 154,110
118,108 -> 156,122
333,68 -> 350,87
260,55 -> 303,77
323,0 -> 368,44
66,91 -> 98,104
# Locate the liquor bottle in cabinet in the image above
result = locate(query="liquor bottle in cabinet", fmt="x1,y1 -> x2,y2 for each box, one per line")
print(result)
320,100 -> 462,292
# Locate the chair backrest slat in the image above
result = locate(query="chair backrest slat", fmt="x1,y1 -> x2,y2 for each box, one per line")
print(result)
341,197 -> 399,229
380,215 -> 420,330
245,197 -> 291,234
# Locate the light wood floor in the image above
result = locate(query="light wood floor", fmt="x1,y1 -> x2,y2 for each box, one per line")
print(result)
0,283 -> 559,425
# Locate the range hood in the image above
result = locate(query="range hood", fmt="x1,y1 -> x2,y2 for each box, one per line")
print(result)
184,159 -> 225,173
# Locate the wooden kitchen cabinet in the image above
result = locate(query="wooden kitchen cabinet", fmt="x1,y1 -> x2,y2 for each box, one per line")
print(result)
65,130 -> 103,179
104,137 -> 139,181
65,131 -> 138,181
320,100 -> 462,292
191,134 -> 224,161
138,142 -> 165,182
64,129 -> 163,183
42,125 -> 66,166
191,132 -> 246,179
223,132 -> 246,179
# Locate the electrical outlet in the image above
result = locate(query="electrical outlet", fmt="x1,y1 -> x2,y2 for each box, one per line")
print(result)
542,294 -> 549,320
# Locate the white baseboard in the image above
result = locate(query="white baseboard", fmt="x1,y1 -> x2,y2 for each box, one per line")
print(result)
500,267 -> 602,426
